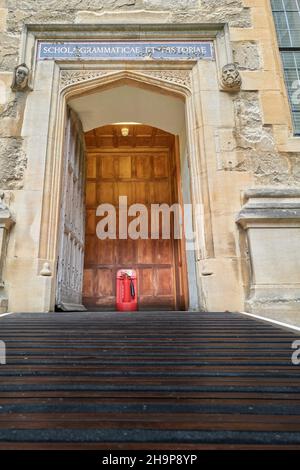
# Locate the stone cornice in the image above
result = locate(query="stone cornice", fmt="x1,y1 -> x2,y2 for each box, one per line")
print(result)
243,188 -> 300,200
236,188 -> 300,228
24,23 -> 225,40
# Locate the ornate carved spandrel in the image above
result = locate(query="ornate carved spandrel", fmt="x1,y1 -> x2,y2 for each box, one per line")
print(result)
59,69 -> 192,91
60,70 -> 111,88
137,70 -> 192,91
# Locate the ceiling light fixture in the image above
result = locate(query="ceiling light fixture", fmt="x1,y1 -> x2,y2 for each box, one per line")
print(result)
114,122 -> 140,125
121,127 -> 129,137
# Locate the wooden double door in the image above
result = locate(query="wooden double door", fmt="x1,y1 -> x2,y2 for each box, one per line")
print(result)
83,125 -> 188,310
56,109 -> 86,311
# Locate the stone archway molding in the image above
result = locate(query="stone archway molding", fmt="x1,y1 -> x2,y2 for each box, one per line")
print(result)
10,23 -> 234,312
60,69 -> 192,92
41,66 -> 207,311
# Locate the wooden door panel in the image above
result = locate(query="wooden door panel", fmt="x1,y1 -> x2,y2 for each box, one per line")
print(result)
156,267 -> 174,295
153,154 -> 168,178
97,182 -> 114,205
82,269 -> 94,298
139,268 -> 154,297
96,269 -> 114,297
116,182 -> 134,206
136,154 -> 152,179
118,155 -> 132,179
86,210 -> 96,235
84,138 -> 179,310
116,239 -> 136,265
155,239 -> 173,265
84,235 -> 96,265
135,182 -> 148,205
86,155 -> 96,179
97,239 -> 115,265
154,181 -> 171,204
100,155 -> 115,179
137,239 -> 153,264
86,182 -> 96,207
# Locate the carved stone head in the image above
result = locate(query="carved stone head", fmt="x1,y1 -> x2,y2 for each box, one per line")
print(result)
0,192 -> 6,210
11,63 -> 30,92
221,63 -> 242,91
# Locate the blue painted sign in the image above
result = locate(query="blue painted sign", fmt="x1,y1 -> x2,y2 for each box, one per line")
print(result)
37,41 -> 214,61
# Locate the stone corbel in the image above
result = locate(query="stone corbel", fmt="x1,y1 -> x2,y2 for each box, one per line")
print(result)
220,63 -> 242,92
0,192 -> 15,313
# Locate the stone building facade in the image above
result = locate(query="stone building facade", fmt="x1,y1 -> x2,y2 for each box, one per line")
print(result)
0,0 -> 299,325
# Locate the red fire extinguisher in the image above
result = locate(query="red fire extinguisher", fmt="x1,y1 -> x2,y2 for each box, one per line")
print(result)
116,269 -> 138,312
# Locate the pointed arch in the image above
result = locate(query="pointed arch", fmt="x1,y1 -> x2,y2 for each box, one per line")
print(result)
38,65 -> 206,311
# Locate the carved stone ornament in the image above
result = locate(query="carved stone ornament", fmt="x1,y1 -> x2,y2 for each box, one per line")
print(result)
0,191 -> 14,228
60,69 -> 191,91
40,262 -> 52,277
0,192 -> 6,211
11,63 -> 30,92
220,63 -> 242,91
60,70 -> 111,88
138,70 -> 191,90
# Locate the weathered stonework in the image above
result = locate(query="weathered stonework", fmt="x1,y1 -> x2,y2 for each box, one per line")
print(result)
0,0 -> 250,69
0,32 -> 19,70
232,41 -> 261,70
289,154 -> 300,179
8,0 -> 140,9
0,137 -> 27,189
234,92 -> 264,145
222,92 -> 300,186
0,97 -> 18,120
4,0 -> 251,38
0,1 -> 300,324
144,0 -> 199,8
173,0 -> 250,27
0,93 -> 27,138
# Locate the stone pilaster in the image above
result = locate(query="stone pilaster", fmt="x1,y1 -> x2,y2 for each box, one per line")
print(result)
237,188 -> 300,322
0,192 -> 14,313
